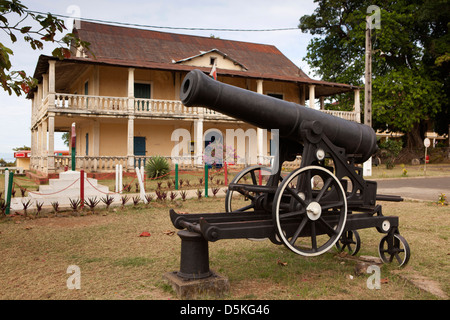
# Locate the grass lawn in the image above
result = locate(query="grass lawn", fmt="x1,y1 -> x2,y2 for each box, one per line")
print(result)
0,195 -> 448,300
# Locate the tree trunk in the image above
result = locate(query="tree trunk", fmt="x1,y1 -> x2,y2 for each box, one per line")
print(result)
405,122 -> 425,150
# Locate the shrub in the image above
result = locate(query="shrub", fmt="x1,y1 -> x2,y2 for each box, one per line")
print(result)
145,155 -> 170,179
84,197 -> 100,214
379,139 -> 403,169
35,201 -> 43,216
120,195 -> 130,208
51,201 -> 60,214
69,198 -> 81,214
101,195 -> 114,210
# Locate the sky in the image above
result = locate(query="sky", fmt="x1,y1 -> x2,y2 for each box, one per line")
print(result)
0,0 -> 319,160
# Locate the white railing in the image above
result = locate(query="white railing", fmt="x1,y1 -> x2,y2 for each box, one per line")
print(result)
321,110 -> 358,122
134,99 -> 188,115
134,98 -> 231,120
47,94 -> 357,122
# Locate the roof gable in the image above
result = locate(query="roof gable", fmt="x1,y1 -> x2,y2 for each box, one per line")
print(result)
173,49 -> 248,71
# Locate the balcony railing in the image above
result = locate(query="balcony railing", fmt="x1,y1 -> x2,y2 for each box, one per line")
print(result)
55,94 -> 128,112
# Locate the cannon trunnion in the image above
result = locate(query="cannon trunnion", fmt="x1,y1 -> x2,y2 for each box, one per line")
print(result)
170,70 -> 410,280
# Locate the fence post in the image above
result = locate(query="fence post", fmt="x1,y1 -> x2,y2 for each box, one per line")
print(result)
136,167 -> 146,203
5,171 -> 14,215
258,166 -> 262,186
175,163 -> 179,190
204,164 -> 208,198
4,168 -> 9,197
80,170 -> 84,209
119,164 -> 123,194
71,123 -> 76,171
224,162 -> 228,185
115,164 -> 119,193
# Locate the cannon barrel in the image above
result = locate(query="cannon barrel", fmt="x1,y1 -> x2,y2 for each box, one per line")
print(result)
180,69 -> 377,163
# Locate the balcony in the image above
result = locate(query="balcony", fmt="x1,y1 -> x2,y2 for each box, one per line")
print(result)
33,93 -> 359,124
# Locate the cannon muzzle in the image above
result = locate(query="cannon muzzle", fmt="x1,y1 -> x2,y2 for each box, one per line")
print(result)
180,69 -> 377,163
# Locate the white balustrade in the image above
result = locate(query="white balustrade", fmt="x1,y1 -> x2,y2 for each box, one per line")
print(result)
54,94 -> 128,112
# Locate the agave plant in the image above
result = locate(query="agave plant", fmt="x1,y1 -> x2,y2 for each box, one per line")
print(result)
132,196 -> 140,206
0,199 -> 7,216
21,199 -> 32,217
69,198 -> 81,215
84,197 -> 100,214
51,201 -> 60,214
101,195 -> 114,210
120,195 -> 130,208
144,194 -> 154,205
145,155 -> 170,179
35,201 -> 43,217
169,191 -> 178,201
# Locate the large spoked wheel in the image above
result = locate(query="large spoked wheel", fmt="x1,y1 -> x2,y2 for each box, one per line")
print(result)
273,166 -> 347,257
378,233 -> 410,267
335,230 -> 361,256
225,165 -> 277,213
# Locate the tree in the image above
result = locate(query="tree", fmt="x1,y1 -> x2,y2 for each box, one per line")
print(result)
0,0 -> 90,96
62,132 -> 69,147
298,0 -> 448,148
12,145 -> 30,151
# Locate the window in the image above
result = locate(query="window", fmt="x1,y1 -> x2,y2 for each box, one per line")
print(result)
134,83 -> 151,99
85,133 -> 89,156
210,57 -> 217,66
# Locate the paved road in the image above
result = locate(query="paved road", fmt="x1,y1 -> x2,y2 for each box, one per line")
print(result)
375,176 -> 450,201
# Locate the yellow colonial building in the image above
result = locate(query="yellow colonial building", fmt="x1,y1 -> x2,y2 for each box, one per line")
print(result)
28,21 -> 361,175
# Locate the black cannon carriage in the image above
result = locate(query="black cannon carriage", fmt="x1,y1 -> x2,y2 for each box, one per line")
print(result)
169,69 -> 410,280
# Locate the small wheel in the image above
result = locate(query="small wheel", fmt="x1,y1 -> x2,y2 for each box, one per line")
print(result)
378,233 -> 410,267
225,165 -> 278,213
335,230 -> 361,256
273,165 -> 347,257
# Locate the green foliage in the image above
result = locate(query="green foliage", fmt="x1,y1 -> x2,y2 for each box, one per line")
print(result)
298,0 -> 449,146
0,0 -> 91,96
145,155 -> 170,179
12,145 -> 30,151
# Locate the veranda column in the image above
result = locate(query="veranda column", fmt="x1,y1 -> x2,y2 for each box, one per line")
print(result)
194,118 -> 203,166
48,60 -> 56,107
127,116 -> 135,171
127,68 -> 135,111
92,120 -> 100,157
47,113 -> 55,172
300,84 -> 306,105
41,119 -> 47,172
127,68 -> 135,171
319,96 -> 325,110
309,85 -> 316,109
31,128 -> 37,170
37,123 -> 42,159
256,79 -> 264,164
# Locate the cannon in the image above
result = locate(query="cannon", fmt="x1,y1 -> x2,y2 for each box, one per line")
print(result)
169,70 -> 410,280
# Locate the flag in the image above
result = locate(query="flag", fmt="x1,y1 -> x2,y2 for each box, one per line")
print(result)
209,63 -> 217,80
